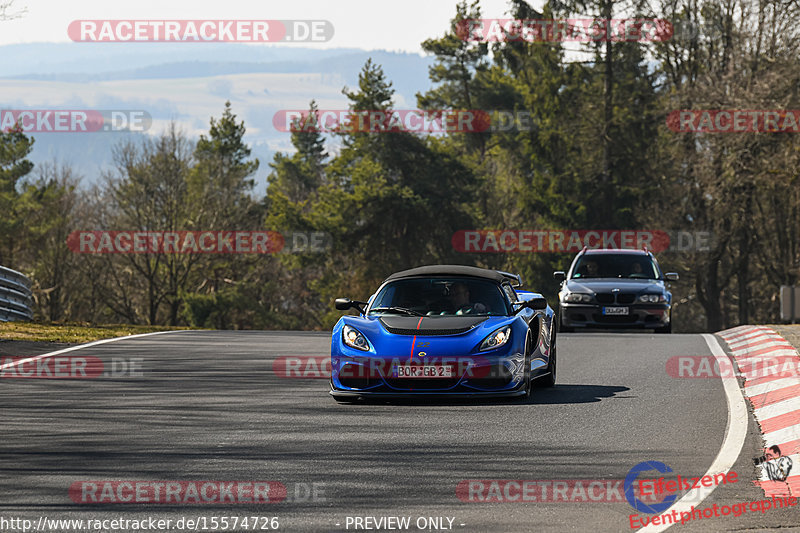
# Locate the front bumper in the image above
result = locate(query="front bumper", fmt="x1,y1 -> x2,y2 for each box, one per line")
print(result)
329,383 -> 527,399
329,352 -> 528,395
560,303 -> 670,329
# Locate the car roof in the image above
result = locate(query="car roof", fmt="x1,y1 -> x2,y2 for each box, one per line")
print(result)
383,265 -> 518,284
582,248 -> 651,255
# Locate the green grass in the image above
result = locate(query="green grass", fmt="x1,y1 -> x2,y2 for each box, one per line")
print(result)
0,322 -> 191,344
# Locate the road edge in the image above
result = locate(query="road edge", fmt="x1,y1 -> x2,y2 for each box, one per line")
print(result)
636,333 -> 749,532
0,330 -> 181,372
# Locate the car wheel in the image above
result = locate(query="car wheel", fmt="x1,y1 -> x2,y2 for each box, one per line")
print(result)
655,312 -> 673,333
559,313 -> 574,333
538,329 -> 557,388
520,330 -> 533,399
526,333 -> 534,397
655,323 -> 672,334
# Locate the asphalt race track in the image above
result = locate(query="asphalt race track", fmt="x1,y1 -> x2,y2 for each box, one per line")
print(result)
1,331 -> 798,533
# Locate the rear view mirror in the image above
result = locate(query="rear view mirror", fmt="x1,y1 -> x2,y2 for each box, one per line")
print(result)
665,273 -> 679,282
553,271 -> 566,282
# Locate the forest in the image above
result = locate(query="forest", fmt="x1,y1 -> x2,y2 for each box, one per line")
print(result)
1,0 -> 798,332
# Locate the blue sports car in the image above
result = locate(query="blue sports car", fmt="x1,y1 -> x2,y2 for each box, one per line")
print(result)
330,265 -> 557,401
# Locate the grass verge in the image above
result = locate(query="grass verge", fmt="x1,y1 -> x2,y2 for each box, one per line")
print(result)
0,322 -> 190,344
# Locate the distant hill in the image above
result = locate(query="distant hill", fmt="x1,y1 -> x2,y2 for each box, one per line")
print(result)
0,43 -> 435,191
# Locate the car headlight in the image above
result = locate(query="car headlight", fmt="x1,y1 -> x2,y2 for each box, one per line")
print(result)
342,324 -> 370,351
638,294 -> 666,303
562,292 -> 592,303
479,326 -> 511,351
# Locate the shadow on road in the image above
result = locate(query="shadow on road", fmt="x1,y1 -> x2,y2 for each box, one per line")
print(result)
341,384 -> 630,407
526,384 -> 631,404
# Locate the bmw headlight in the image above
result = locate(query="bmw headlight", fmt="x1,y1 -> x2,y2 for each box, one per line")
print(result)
638,294 -> 666,303
562,292 -> 592,303
479,325 -> 511,351
342,324 -> 370,351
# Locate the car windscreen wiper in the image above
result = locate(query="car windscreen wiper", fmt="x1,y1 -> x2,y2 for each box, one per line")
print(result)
368,306 -> 424,316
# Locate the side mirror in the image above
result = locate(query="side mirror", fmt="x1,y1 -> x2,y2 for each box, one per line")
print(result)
515,297 -> 548,313
553,271 -> 566,282
334,298 -> 366,313
527,297 -> 548,310
334,298 -> 352,310
665,273 -> 680,282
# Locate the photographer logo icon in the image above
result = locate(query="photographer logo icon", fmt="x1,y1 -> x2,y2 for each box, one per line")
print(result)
755,446 -> 793,482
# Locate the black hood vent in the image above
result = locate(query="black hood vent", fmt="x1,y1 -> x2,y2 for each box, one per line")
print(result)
379,316 -> 487,336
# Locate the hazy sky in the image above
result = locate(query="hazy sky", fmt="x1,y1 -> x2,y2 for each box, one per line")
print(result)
1,0 -> 535,51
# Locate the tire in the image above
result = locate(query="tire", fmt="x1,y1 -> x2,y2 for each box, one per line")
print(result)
559,313 -> 574,333
522,330 -> 533,399
655,312 -> 673,333
537,324 -> 557,388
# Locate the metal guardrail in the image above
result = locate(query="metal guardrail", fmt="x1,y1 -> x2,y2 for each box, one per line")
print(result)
781,285 -> 800,323
0,265 -> 33,322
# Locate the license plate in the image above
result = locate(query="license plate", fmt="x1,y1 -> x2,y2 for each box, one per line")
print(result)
603,306 -> 629,315
395,365 -> 453,378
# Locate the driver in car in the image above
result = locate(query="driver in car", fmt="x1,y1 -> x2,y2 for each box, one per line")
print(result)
447,282 -> 487,315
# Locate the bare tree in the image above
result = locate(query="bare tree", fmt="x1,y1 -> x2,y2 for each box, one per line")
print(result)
647,0 -> 800,329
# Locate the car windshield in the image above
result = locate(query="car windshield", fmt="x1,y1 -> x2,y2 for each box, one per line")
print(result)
368,278 -> 510,316
572,254 -> 660,279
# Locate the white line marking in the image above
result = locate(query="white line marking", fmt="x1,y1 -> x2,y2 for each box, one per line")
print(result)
744,377 -> 800,398
739,366 -> 800,383
753,391 -> 800,418
728,335 -> 784,348
0,330 -> 179,371
728,331 -> 783,342
731,342 -> 796,357
721,327 -> 771,341
726,332 -> 775,345
733,344 -> 797,359
763,425 -> 800,449
754,396 -> 800,422
636,334 -> 748,532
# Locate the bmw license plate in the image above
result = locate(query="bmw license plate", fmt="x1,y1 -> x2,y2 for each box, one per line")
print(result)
603,306 -> 629,315
395,365 -> 453,378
